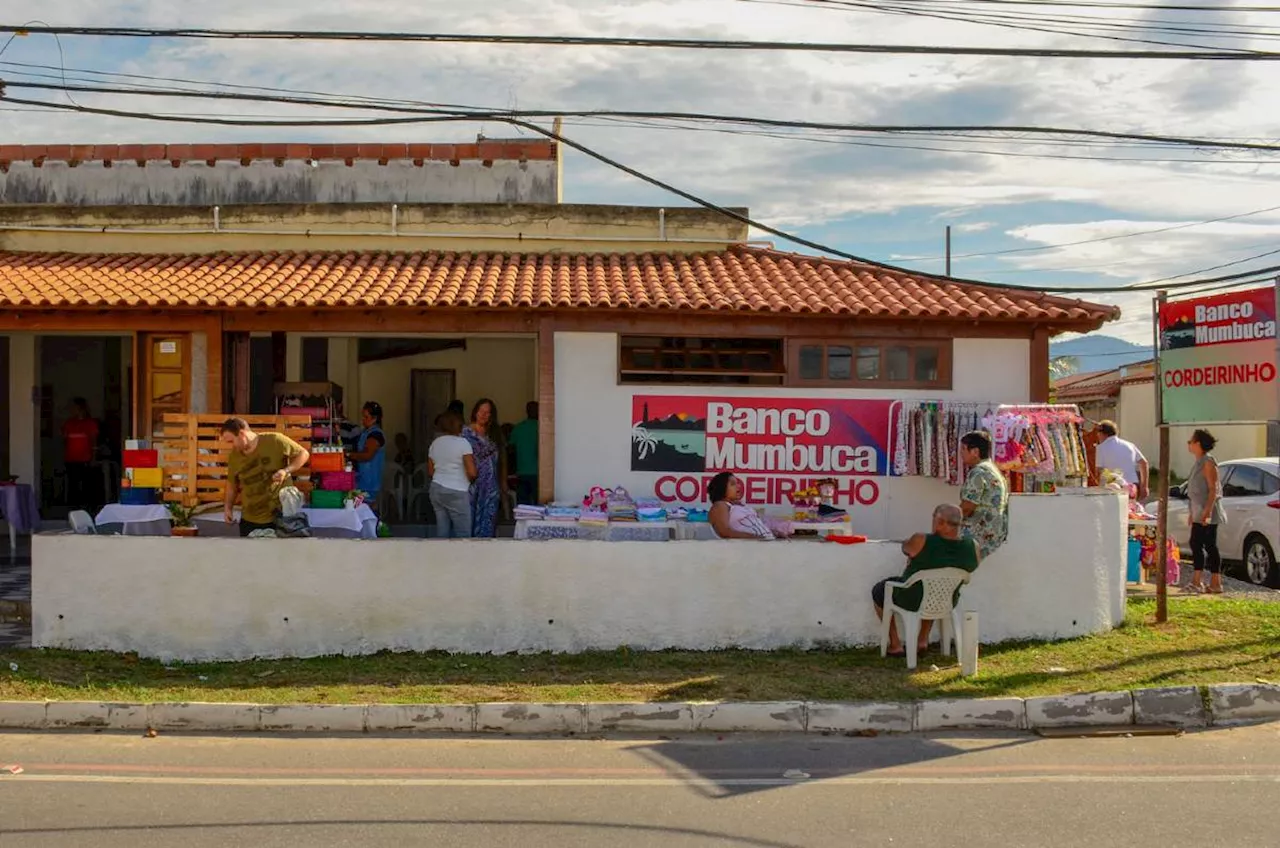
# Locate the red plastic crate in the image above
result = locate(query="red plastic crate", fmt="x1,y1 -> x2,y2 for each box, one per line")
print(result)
123,449 -> 159,468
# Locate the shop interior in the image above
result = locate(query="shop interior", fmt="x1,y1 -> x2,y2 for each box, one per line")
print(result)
245,333 -> 539,531
1,334 -> 133,519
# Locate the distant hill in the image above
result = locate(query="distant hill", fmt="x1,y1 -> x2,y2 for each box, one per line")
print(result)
1050,334 -> 1152,375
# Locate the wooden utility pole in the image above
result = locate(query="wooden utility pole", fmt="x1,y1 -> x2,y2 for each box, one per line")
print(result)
945,225 -> 952,277
1153,290 -> 1170,623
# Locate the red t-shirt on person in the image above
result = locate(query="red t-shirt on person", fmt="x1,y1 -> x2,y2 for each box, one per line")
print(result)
62,418 -> 99,463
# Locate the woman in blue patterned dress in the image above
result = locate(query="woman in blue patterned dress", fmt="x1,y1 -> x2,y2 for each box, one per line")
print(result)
462,398 -> 505,538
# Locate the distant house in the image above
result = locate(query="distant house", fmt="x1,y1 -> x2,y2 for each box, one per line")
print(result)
1054,359 -> 1276,479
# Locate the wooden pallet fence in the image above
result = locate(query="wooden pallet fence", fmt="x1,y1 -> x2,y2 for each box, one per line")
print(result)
157,414 -> 314,506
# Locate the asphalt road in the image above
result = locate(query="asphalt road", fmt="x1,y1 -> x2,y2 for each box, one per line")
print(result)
2,725 -> 1278,847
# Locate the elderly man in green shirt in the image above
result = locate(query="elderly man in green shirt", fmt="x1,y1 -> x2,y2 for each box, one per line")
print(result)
509,401 -> 539,505
872,503 -> 980,658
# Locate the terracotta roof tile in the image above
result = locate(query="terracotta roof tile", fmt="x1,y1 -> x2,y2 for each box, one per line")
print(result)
0,247 -> 1119,325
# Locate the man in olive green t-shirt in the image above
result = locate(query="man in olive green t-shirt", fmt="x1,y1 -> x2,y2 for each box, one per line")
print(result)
220,417 -> 310,537
872,503 -> 980,657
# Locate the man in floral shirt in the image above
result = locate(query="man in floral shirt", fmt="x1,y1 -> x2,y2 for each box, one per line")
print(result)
959,431 -> 1009,560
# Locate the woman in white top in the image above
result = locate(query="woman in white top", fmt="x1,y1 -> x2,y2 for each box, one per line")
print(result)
428,410 -> 478,538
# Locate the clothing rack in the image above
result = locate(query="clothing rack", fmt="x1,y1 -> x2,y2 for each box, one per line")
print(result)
889,399 -> 995,484
988,403 -> 1089,488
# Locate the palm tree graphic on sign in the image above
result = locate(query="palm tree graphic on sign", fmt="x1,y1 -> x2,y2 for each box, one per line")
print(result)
631,423 -> 658,460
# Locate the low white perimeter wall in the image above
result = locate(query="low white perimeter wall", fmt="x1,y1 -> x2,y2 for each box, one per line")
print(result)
32,492 -> 1126,662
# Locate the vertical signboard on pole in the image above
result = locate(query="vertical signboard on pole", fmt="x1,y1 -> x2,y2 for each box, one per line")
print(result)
1158,286 -> 1280,424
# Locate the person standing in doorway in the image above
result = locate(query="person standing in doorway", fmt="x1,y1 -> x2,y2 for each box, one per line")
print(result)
61,397 -> 99,510
428,410 -> 477,538
959,430 -> 1010,561
348,401 -> 387,509
221,418 -> 310,537
1094,419 -> 1150,501
1186,428 -> 1226,595
462,398 -> 505,538
509,401 -> 539,505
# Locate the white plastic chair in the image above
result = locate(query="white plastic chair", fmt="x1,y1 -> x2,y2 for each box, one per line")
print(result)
879,567 -> 971,670
406,463 -> 431,522
68,510 -> 98,535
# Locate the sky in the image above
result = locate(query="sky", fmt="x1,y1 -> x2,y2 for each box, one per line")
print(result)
3,0 -> 1280,359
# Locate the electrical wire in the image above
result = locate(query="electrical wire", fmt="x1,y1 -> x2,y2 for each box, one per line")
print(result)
896,203 -> 1280,261
7,79 -> 1280,155
5,66 -> 1279,296
4,23 -> 1280,60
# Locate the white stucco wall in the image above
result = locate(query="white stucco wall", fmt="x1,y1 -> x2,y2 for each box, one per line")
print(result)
32,491 -> 1125,661
554,332 -> 1031,540
357,337 -> 537,440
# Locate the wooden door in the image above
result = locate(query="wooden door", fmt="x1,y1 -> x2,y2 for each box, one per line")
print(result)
139,333 -> 191,440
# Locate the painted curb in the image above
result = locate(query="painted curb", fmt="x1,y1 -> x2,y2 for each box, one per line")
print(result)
1208,683 -> 1280,725
807,702 -> 915,734
1025,691 -> 1134,728
918,698 -> 1026,731
1133,686 -> 1208,728
0,685 -> 1277,735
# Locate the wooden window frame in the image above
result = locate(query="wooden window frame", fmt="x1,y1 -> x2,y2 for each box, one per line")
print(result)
617,334 -> 786,386
787,338 -> 953,390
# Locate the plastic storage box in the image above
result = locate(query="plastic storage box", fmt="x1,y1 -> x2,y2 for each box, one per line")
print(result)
310,489 -> 346,509
120,488 -> 160,506
319,471 -> 355,492
123,449 -> 159,468
129,467 -> 164,488
310,452 -> 345,473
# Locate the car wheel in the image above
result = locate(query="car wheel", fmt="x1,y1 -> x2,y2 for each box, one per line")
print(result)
1242,534 -> 1278,588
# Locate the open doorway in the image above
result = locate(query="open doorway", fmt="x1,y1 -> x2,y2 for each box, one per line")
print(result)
38,335 -> 133,517
292,333 -> 537,532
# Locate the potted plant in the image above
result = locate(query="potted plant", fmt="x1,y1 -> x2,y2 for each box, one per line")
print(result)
166,501 -> 200,537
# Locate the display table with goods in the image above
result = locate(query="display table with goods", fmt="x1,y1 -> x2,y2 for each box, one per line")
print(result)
32,490 -> 1128,661
513,484 -> 858,542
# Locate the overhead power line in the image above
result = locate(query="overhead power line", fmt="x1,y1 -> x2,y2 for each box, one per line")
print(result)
4,23 -> 1280,59
7,79 -> 1280,154
9,90 -> 1277,297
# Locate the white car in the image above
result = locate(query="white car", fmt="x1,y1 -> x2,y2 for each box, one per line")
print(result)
1147,457 -> 1280,587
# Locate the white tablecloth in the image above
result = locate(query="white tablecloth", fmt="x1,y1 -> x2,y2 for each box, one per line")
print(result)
515,519 -> 717,542
94,503 -> 172,536
195,505 -> 378,539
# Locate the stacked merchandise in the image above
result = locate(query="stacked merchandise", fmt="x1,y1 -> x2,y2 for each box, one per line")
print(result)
514,504 -> 547,521
635,498 -> 667,523
546,503 -> 582,522
310,445 -> 348,508
607,488 -> 637,523
668,507 -> 690,521
121,440 -> 162,505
